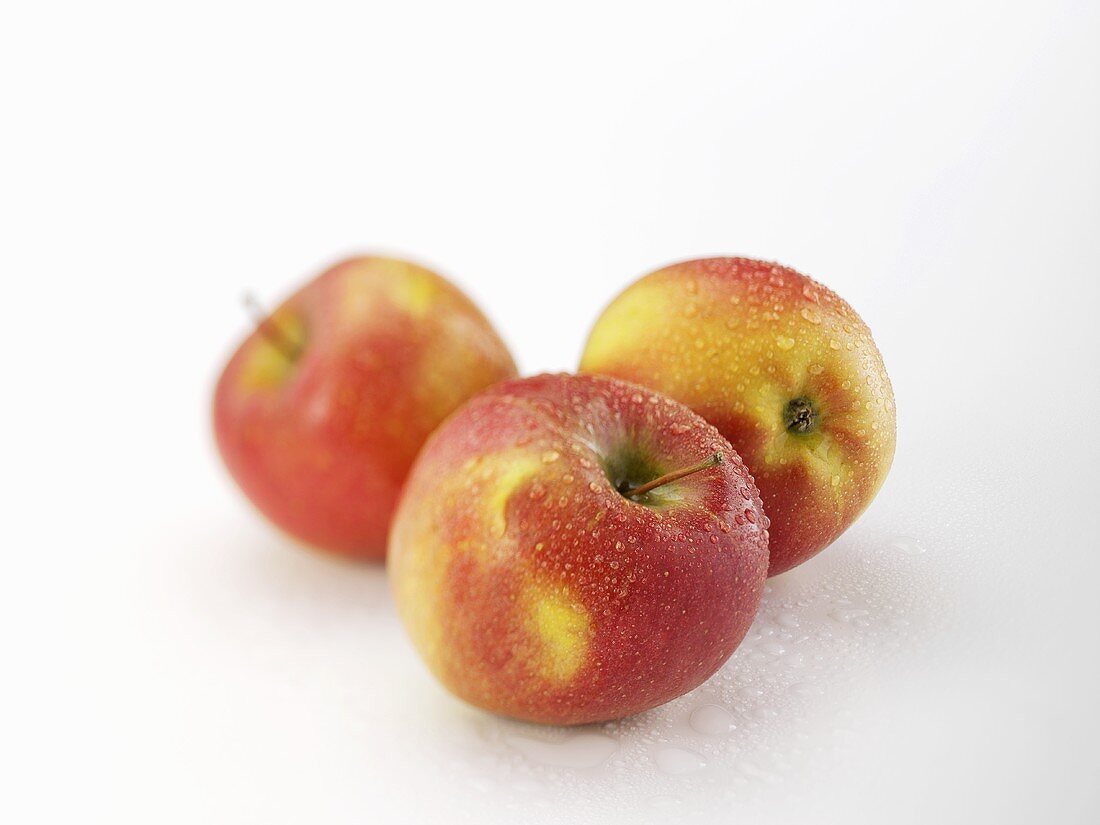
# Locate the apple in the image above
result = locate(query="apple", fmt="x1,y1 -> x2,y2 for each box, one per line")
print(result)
388,373 -> 769,725
580,257 -> 896,576
213,255 -> 517,559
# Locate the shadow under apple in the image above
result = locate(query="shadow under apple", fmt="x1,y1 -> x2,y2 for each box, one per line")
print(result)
440,527 -> 947,813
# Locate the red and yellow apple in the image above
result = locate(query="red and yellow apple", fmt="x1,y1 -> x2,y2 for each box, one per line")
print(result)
213,255 -> 517,560
388,373 -> 769,725
580,257 -> 895,576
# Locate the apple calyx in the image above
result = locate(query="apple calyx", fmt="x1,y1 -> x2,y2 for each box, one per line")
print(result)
243,292 -> 303,361
783,397 -> 818,435
623,451 -> 725,500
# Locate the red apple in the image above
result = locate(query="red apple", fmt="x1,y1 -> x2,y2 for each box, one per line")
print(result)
388,373 -> 769,725
213,256 -> 517,559
580,257 -> 896,576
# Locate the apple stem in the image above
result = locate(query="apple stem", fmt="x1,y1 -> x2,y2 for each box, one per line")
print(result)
242,292 -> 301,360
784,396 -> 818,434
625,452 -> 725,499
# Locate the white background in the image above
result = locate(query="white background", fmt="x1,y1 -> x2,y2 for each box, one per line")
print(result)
3,1 -> 1099,822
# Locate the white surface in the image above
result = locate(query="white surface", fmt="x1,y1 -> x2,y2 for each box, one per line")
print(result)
3,1 -> 1099,822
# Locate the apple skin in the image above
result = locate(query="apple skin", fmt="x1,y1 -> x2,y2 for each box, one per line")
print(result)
388,373 -> 769,725
580,257 -> 896,576
213,256 -> 517,560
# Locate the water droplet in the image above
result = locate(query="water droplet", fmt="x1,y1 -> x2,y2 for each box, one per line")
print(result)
541,450 -> 560,463
504,731 -> 618,769
829,605 -> 871,625
689,704 -> 735,735
776,612 -> 800,629
800,306 -> 822,324
888,536 -> 926,555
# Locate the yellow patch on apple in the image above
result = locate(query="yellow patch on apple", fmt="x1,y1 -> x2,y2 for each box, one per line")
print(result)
526,583 -> 591,683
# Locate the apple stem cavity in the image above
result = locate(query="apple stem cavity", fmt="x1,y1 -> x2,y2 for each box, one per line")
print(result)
784,397 -> 818,435
243,292 -> 302,361
624,452 -> 725,500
